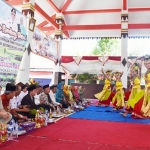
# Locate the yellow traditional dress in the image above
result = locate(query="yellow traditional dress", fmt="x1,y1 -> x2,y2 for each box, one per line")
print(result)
112,81 -> 124,109
141,73 -> 150,117
94,79 -> 111,105
125,77 -> 141,111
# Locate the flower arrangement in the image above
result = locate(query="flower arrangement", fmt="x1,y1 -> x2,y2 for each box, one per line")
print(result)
28,78 -> 40,86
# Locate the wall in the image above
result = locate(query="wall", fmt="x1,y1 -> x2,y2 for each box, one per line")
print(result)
72,83 -> 105,99
71,83 -> 136,99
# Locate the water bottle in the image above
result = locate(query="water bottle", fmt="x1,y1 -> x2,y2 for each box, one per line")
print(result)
44,110 -> 48,126
13,123 -> 18,138
8,119 -> 15,140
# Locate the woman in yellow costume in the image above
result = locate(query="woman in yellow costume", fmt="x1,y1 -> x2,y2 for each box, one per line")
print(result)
112,71 -> 124,110
131,55 -> 150,118
68,85 -> 76,105
121,63 -> 142,116
140,55 -> 150,117
94,68 -> 112,106
64,85 -> 75,106
141,73 -> 150,117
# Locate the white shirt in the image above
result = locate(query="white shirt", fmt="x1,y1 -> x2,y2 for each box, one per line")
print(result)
7,18 -> 18,32
34,93 -> 41,105
9,95 -> 21,109
19,91 -> 28,101
49,90 -> 60,106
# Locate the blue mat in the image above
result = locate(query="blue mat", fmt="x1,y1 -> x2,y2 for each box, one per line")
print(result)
68,106 -> 150,124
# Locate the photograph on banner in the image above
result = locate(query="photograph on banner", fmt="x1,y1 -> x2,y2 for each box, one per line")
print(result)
31,27 -> 58,62
0,0 -> 27,89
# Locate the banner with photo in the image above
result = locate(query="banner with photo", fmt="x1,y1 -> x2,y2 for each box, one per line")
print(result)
31,27 -> 58,62
0,0 -> 27,89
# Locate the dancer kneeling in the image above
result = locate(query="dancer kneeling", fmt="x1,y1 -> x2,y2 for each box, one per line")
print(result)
112,71 -> 124,110
94,68 -> 112,106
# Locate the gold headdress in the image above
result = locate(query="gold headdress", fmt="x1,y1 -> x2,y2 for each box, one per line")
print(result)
105,70 -> 112,74
114,71 -> 121,76
132,63 -> 139,71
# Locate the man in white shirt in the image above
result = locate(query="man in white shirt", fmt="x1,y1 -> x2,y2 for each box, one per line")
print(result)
34,85 -> 42,105
35,85 -> 52,112
19,84 -> 28,101
9,85 -> 28,122
7,8 -> 18,32
49,85 -> 62,108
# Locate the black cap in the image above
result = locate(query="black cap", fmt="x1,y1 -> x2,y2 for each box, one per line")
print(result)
27,84 -> 36,91
43,84 -> 49,89
6,83 -> 16,92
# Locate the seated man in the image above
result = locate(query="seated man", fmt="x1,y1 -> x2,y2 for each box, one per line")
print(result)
1,83 -> 16,112
0,97 -> 12,124
34,85 -> 51,111
21,84 -> 42,118
40,84 -> 55,111
9,85 -> 28,122
34,85 -> 42,105
19,84 -> 28,100
49,85 -> 62,108
1,83 -> 27,122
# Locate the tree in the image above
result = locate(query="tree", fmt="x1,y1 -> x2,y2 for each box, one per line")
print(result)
91,39 -> 121,56
71,73 -> 98,84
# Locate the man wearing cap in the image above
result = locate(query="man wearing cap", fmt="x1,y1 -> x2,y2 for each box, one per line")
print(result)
7,8 -> 18,32
9,85 -> 28,122
40,84 -> 55,111
21,84 -> 42,118
50,85 -> 62,108
1,83 -> 16,111
1,83 -> 27,122
0,83 -> 16,124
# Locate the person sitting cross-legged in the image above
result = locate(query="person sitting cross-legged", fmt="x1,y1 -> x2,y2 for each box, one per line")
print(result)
35,85 -> 52,112
21,84 -> 43,118
56,83 -> 70,109
49,85 -> 62,108
40,84 -> 55,112
9,84 -> 28,122
1,83 -> 27,123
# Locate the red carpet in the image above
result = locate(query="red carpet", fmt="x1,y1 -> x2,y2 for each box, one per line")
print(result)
1,118 -> 150,150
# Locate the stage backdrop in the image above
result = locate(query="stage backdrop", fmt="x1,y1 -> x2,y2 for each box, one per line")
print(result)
31,27 -> 58,62
0,0 -> 27,89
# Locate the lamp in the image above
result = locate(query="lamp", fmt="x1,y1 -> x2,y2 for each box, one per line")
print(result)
54,13 -> 64,40
54,30 -> 63,41
55,13 -> 64,25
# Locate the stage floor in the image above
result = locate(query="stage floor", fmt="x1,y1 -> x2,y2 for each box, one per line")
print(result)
1,106 -> 150,150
